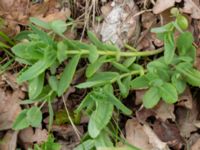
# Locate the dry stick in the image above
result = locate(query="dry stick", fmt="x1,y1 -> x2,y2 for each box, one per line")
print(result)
62,96 -> 82,140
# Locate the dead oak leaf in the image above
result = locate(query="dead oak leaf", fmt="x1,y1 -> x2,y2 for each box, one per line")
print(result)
152,119 -> 184,149
100,0 -> 140,48
125,119 -> 153,150
153,0 -> 181,14
0,89 -> 24,131
182,0 -> 200,19
125,119 -> 170,150
154,101 -> 175,121
177,87 -> 193,109
19,127 -> 48,149
176,101 -> 199,138
191,138 -> 200,150
0,130 -> 18,150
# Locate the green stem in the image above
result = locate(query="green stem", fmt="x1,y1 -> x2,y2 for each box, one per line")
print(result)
65,48 -> 163,57
124,44 -> 138,52
111,70 -> 146,83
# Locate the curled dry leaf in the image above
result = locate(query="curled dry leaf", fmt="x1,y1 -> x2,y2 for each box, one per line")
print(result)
136,102 -> 175,122
154,101 -> 175,121
1,72 -> 19,90
182,0 -> 200,19
136,108 -> 156,123
135,89 -> 146,105
188,133 -> 200,148
177,87 -> 193,109
143,124 -> 170,150
125,119 -> 170,150
19,127 -> 48,149
100,0 -> 140,48
0,0 -> 71,36
51,124 -> 83,149
175,101 -> 199,138
153,0 -> 181,14
0,130 -> 18,150
125,119 -> 153,150
0,89 -> 24,130
191,138 -> 200,150
152,119 -> 184,149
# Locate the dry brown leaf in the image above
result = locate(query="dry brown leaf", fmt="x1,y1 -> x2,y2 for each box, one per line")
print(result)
152,119 -> 184,149
141,12 -> 155,29
143,124 -> 170,150
135,89 -> 146,105
19,127 -> 48,149
177,87 -> 193,109
36,9 -> 71,23
125,119 -> 153,150
1,73 -> 19,90
191,138 -> 200,150
0,0 -> 15,9
154,101 -> 175,121
136,108 -> 156,123
182,0 -> 200,19
0,89 -> 24,130
153,0 -> 175,14
0,130 -> 18,150
101,2 -> 112,17
136,102 -> 175,122
100,0 -> 140,48
176,101 -> 199,138
51,125 -> 83,150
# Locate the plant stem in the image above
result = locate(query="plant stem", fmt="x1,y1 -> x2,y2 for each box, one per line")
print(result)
110,70 -> 147,83
65,48 -> 163,57
124,44 -> 138,52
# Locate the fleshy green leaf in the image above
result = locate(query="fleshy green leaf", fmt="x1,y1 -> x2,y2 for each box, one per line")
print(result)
12,109 -> 29,130
57,55 -> 80,96
159,82 -> 178,104
48,76 -> 58,92
143,87 -> 160,108
88,44 -> 99,63
17,47 -> 56,83
94,131 -> 113,148
176,62 -> 200,87
74,140 -> 95,150
164,32 -> 175,64
87,31 -> 104,49
57,41 -> 68,63
88,101 -> 113,138
123,57 -> 136,68
130,75 -> 149,89
104,85 -> 132,115
28,72 -> 44,99
171,73 -> 186,94
177,32 -> 194,55
76,72 -> 119,88
50,20 -> 67,35
117,79 -> 129,98
111,62 -> 129,72
30,17 -> 51,29
151,22 -> 174,33
86,56 -> 107,78
27,106 -> 42,127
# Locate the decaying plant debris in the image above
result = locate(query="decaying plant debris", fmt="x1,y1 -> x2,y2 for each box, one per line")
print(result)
1,0 -> 200,150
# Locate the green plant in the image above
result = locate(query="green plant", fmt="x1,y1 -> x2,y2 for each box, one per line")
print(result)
11,8 -> 200,149
0,31 -> 15,74
33,135 -> 61,150
131,9 -> 200,108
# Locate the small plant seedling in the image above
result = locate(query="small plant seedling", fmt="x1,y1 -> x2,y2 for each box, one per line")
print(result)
11,8 -> 200,150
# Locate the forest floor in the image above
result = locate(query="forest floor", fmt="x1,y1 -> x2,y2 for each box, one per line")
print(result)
1,0 -> 200,150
